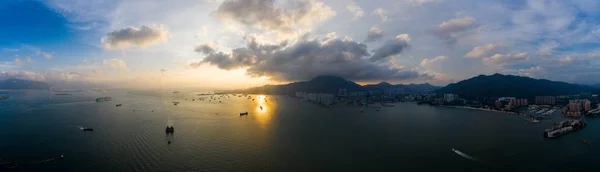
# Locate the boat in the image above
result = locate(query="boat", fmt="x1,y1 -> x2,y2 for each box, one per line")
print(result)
544,120 -> 586,138
96,97 -> 112,102
260,106 -> 263,110
165,126 -> 175,133
173,101 -> 180,105
582,140 -> 590,145
0,96 -> 9,101
82,127 -> 94,131
173,91 -> 180,94
54,93 -> 72,96
240,112 -> 249,116
116,104 -> 122,107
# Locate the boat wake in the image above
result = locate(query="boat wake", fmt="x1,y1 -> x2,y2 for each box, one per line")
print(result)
452,148 -> 478,161
452,149 -> 503,168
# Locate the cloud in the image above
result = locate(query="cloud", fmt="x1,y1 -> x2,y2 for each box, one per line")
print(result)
0,70 -> 45,81
14,58 -> 25,66
346,1 -> 364,20
36,50 -> 54,59
372,8 -> 389,22
518,66 -> 544,77
432,16 -> 478,45
407,0 -> 442,5
211,0 -> 335,33
537,41 -> 559,55
101,25 -> 170,49
194,41 -> 221,54
420,56 -> 447,66
364,27 -> 384,42
482,52 -> 528,65
464,44 -> 503,58
26,56 -> 34,63
103,58 -> 128,71
370,34 -> 411,61
588,52 -> 600,58
193,35 -> 428,81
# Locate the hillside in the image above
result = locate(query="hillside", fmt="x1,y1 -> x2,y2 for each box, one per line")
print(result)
437,73 -> 598,100
0,78 -> 50,90
364,82 -> 439,92
242,76 -> 440,95
244,76 -> 365,95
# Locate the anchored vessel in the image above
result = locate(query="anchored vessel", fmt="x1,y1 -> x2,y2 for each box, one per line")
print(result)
96,97 -> 112,102
544,120 -> 586,138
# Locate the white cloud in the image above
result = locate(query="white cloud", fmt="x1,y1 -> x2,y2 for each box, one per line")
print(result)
420,56 -> 448,66
0,70 -> 46,81
588,52 -> 600,58
101,24 -> 171,49
407,0 -> 442,6
36,50 -> 55,59
537,40 -> 559,55
432,16 -> 477,45
103,58 -> 128,71
365,26 -> 383,42
482,52 -> 528,65
14,58 -> 25,66
211,0 -> 335,33
346,1 -> 364,20
26,56 -> 34,63
518,66 -> 544,77
464,44 -> 503,58
372,8 -> 389,22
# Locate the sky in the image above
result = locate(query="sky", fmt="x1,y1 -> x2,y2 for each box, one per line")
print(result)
1,0 -> 600,89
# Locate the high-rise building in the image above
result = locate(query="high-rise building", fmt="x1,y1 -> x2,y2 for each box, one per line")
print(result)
584,100 -> 592,112
444,94 -> 458,102
535,96 -> 556,105
495,100 -> 502,109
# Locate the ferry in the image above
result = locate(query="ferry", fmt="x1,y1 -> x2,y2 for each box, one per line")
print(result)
96,97 -> 112,102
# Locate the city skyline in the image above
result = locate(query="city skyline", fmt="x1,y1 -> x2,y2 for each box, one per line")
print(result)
2,0 -> 600,89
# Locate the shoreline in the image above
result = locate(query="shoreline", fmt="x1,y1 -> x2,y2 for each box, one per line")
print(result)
440,105 -> 519,115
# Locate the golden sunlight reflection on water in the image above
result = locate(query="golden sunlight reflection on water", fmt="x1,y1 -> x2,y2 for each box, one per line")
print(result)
254,95 -> 273,127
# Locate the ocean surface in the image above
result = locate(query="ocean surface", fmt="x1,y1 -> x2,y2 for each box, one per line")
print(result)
1,90 -> 599,172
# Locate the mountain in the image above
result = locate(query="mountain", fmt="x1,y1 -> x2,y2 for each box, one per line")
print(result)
242,76 -> 439,95
364,82 -> 440,92
0,78 -> 51,90
243,76 -> 365,95
437,73 -> 598,100
592,83 -> 600,89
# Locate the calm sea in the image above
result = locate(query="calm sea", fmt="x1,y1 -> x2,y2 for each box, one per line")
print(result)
0,90 -> 598,172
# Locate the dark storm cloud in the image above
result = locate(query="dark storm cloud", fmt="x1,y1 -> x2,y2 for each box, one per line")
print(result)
192,35 -> 426,81
370,34 -> 411,61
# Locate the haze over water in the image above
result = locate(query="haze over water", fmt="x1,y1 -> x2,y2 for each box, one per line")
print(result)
1,90 -> 598,171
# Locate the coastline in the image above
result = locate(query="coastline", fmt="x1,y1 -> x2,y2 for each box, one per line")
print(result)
440,105 -> 518,115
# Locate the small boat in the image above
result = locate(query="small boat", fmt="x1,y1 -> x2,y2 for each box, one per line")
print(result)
240,112 -> 249,116
582,140 -> 590,145
82,128 -> 94,131
260,106 -> 263,110
165,126 -> 175,133
116,104 -> 122,107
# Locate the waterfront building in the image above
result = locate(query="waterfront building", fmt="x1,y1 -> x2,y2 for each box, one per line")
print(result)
443,94 -> 458,102
535,96 -> 556,105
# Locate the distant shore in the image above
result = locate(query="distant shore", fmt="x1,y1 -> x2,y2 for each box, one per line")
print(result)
441,105 -> 518,115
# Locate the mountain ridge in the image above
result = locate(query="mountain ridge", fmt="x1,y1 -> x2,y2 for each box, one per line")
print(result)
436,73 -> 598,100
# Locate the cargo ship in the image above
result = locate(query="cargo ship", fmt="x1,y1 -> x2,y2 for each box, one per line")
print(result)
544,120 -> 586,138
96,97 -> 112,102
